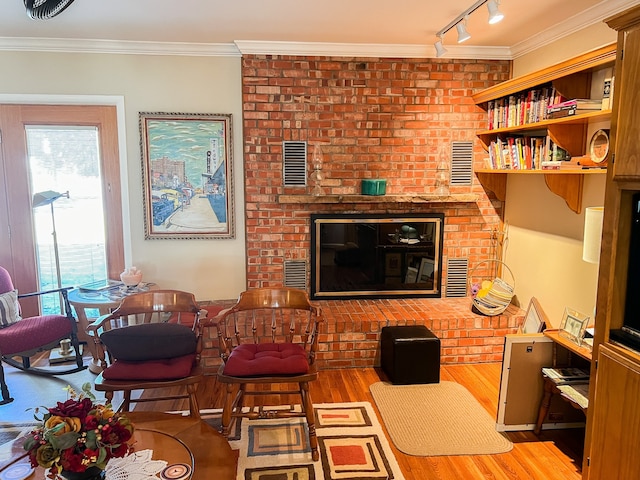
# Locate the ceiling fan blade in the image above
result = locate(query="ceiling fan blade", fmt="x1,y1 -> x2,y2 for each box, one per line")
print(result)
24,0 -> 76,20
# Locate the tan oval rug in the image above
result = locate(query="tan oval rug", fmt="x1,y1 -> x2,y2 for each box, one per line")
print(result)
370,381 -> 513,456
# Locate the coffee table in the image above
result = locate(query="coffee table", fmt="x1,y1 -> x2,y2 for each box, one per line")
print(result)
0,412 -> 237,480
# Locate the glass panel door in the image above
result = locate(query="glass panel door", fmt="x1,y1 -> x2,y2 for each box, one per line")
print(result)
26,126 -> 107,314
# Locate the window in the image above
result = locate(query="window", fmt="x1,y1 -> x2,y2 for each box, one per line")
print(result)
0,104 -> 124,316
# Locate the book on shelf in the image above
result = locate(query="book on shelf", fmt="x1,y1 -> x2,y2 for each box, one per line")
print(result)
486,135 -> 569,170
548,98 -> 603,110
542,367 -> 590,384
485,85 -> 567,130
547,99 -> 602,119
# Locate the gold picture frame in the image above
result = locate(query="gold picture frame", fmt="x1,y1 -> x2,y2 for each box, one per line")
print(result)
558,307 -> 590,345
139,112 -> 234,240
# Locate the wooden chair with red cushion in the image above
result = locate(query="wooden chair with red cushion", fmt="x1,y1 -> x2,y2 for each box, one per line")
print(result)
210,287 -> 323,461
0,265 -> 85,405
86,290 -> 205,418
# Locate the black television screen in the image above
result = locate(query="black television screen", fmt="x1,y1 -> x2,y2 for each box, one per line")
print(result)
612,192 -> 640,351
310,213 -> 444,299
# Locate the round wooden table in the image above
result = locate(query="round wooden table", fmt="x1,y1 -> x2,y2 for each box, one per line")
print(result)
68,284 -> 156,373
0,412 -> 237,480
127,412 -> 237,480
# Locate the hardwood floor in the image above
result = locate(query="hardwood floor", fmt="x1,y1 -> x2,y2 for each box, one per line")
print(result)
134,363 -> 585,480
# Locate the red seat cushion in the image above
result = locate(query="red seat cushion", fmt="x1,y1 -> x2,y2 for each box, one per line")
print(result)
0,315 -> 72,355
101,353 -> 196,380
223,343 -> 309,377
202,305 -> 226,318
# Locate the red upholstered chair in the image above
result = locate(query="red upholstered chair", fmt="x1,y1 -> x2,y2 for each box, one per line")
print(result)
211,287 -> 323,461
0,266 -> 85,405
86,290 -> 205,418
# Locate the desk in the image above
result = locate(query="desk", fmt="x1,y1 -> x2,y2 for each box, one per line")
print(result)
68,284 -> 155,374
534,329 -> 592,435
0,412 -> 237,480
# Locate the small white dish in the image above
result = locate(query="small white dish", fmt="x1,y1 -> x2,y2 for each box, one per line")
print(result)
0,463 -> 35,480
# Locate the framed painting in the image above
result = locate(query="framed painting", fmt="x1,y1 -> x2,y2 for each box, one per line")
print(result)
139,112 -> 234,239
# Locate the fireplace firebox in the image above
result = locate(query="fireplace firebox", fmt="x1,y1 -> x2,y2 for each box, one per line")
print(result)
310,213 -> 444,299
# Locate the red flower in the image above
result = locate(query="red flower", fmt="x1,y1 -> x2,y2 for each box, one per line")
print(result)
102,422 -> 133,447
110,443 -> 130,458
83,414 -> 99,430
48,398 -> 94,420
59,448 -> 85,472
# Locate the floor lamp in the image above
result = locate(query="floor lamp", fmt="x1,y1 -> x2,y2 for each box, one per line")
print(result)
32,190 -> 70,312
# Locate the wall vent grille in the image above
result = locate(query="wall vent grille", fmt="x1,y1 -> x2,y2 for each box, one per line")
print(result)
283,141 -> 307,186
284,260 -> 307,289
445,257 -> 469,297
450,141 -> 473,186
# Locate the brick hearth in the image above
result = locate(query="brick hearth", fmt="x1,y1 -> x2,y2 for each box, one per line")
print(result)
201,298 -> 523,373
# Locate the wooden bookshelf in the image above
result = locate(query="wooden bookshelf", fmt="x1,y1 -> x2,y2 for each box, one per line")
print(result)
472,44 -> 616,213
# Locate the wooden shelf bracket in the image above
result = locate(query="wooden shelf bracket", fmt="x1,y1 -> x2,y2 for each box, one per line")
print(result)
544,173 -> 584,213
476,172 -> 507,201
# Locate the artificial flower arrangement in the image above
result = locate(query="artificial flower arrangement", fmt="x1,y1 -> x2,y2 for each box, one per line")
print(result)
23,383 -> 134,480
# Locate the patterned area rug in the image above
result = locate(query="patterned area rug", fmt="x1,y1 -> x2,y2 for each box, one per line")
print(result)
199,402 -> 405,480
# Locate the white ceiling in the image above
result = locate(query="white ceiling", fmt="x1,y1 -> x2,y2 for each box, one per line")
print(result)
0,0 -> 636,59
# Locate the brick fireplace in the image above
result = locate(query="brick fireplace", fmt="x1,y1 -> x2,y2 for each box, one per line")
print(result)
201,54 -> 521,371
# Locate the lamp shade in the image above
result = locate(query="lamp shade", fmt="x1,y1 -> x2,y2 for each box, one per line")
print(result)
583,206 -> 604,264
487,0 -> 504,24
434,40 -> 447,57
456,22 -> 471,43
33,190 -> 65,208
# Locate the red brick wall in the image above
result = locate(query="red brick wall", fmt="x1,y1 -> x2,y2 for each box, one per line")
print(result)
232,54 -> 514,368
201,298 -> 523,371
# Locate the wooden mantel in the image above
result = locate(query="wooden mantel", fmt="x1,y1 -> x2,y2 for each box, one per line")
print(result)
278,193 -> 479,204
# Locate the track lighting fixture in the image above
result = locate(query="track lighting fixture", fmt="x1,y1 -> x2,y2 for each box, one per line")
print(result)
434,36 -> 448,57
456,20 -> 471,43
434,0 -> 505,56
487,0 -> 504,24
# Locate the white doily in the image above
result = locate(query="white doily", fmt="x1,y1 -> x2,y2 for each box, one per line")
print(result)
105,450 -> 168,480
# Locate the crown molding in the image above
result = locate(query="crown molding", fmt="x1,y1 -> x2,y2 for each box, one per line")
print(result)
0,35 -> 513,59
511,0 -> 638,58
233,40 -> 512,59
0,37 -> 240,56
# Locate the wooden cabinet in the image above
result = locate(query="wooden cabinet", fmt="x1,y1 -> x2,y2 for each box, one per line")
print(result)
472,44 -> 615,213
610,24 -> 640,180
583,6 -> 640,480
587,344 -> 640,480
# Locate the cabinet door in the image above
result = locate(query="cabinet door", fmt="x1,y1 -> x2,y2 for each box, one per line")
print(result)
588,344 -> 640,479
613,26 -> 640,179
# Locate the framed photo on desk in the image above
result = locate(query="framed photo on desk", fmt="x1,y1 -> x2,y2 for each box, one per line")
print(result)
559,307 -> 590,345
522,297 -> 547,334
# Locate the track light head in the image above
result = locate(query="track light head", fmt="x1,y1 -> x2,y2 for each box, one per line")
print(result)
434,37 -> 448,57
456,21 -> 471,43
487,0 -> 504,24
